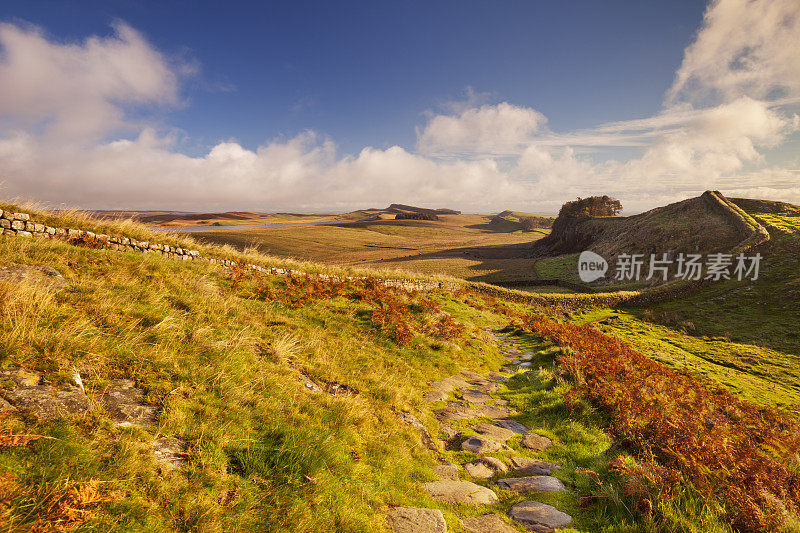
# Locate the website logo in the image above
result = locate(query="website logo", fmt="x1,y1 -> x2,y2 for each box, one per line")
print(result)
578,250 -> 608,282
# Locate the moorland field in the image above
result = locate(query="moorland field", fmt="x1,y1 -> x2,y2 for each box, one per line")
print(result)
0,192 -> 799,532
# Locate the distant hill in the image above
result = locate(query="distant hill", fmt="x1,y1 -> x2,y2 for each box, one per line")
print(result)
388,203 -> 461,215
490,210 -> 554,232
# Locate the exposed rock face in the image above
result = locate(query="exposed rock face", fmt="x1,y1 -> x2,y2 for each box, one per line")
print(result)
511,457 -> 560,476
0,368 -> 41,387
461,435 -> 509,454
434,463 -> 460,481
464,457 -> 508,479
386,507 -> 447,533
423,480 -> 499,505
2,385 -> 88,420
460,513 -> 519,533
101,379 -> 159,428
152,437 -> 189,469
439,423 -> 459,439
522,433 -> 552,452
398,412 -> 438,451
509,501 -> 573,532
497,476 -> 565,493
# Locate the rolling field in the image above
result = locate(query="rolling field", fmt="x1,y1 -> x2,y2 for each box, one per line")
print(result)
188,214 -> 552,284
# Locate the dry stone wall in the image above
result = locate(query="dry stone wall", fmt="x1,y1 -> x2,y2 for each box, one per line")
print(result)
4,204 -> 762,309
0,208 -> 460,293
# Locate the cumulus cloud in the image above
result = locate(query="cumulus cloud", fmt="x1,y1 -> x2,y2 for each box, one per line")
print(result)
0,21 -> 179,141
666,0 -> 800,105
0,0 -> 799,215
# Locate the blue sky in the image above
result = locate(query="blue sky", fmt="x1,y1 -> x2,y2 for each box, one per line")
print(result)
0,0 -> 798,213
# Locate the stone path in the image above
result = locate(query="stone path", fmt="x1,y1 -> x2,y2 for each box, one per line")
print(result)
387,331 -> 575,532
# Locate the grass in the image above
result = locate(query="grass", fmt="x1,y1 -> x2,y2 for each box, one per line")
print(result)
189,215 -> 548,283
2,201 -> 799,531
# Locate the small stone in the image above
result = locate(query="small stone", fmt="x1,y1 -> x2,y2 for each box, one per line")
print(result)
386,507 -> 447,533
522,433 -> 552,452
461,435 -> 509,454
460,514 -> 519,533
499,367 -> 514,374
497,476 -> 565,493
152,437 -> 189,469
101,379 -> 160,428
0,396 -> 16,413
494,399 -> 510,407
464,456 -> 508,478
439,423 -> 459,439
518,362 -> 533,368
520,352 -> 535,360
434,463 -> 460,481
476,405 -> 512,419
494,420 -> 530,434
427,381 -> 455,393
462,389 -> 492,404
423,390 -> 447,402
509,501 -> 573,532
470,423 -> 516,442
487,372 -> 508,382
423,480 -> 499,505
398,413 -> 438,451
510,457 -> 560,475
2,386 -> 88,421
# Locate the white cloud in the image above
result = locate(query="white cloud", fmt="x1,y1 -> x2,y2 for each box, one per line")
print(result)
416,102 -> 548,157
0,21 -> 178,141
666,0 -> 800,106
1,1 -> 800,215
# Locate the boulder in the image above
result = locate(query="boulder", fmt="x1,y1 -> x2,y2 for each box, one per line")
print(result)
386,507 -> 446,533
497,476 -> 565,493
459,514 -> 519,533
423,480 -> 499,505
509,501 -> 572,532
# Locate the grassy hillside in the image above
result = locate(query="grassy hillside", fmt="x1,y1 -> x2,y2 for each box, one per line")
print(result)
2,203 -> 800,531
